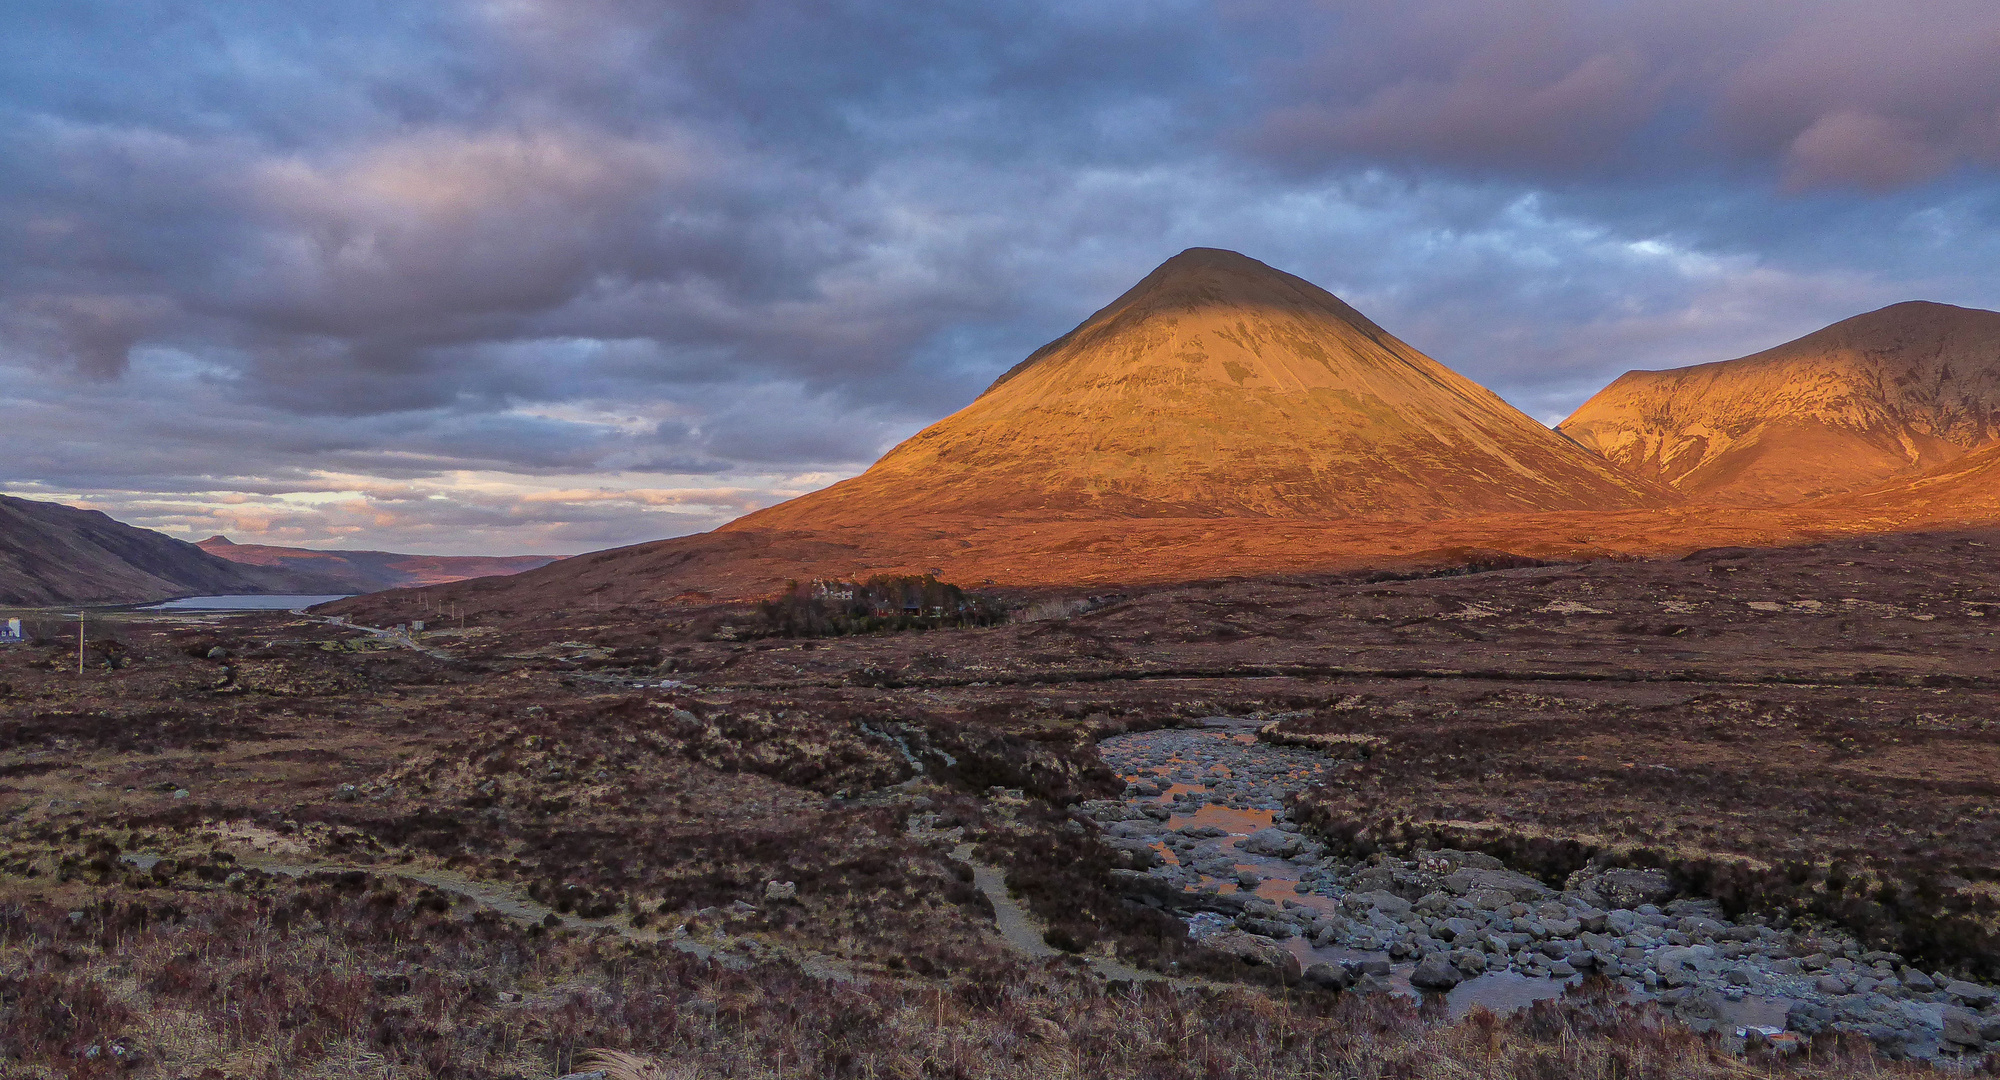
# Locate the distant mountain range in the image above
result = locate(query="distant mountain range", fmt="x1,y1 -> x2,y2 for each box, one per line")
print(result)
0,493 -> 562,606
196,537 -> 561,593
0,495 -> 338,606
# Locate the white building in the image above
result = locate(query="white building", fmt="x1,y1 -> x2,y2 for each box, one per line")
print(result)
1,618 -> 20,641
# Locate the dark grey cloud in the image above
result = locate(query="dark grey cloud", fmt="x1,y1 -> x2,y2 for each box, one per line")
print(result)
1,0 -> 1998,553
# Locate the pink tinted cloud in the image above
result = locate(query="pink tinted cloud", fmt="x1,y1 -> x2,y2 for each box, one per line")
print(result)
1250,0 -> 2000,189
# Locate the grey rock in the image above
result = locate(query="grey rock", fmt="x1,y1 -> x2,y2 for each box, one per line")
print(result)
1438,917 -> 1480,942
1239,827 -> 1305,858
1350,972 -> 1393,994
1570,868 -> 1675,909
1604,910 -> 1640,935
1235,914 -> 1297,939
1944,980 -> 1995,1007
763,880 -> 797,902
1303,962 -> 1348,989
1942,1006 -> 1984,1047
1451,948 -> 1489,974
1442,867 -> 1551,901
1787,1001 -> 1833,1035
1675,988 -> 1725,1022
1817,974 -> 1852,995
1410,954 -> 1464,989
1346,890 -> 1412,917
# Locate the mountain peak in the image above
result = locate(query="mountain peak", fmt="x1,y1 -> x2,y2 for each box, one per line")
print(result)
736,251 -> 1668,527
200,535 -> 234,546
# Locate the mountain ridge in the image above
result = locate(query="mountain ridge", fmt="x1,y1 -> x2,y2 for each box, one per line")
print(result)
196,537 -> 562,593
1559,301 -> 2000,505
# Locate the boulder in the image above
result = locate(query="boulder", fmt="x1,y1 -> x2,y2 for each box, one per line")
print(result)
1345,890 -> 1413,917
1410,954 -> 1464,990
1303,962 -> 1349,989
763,880 -> 797,902
1441,867 -> 1550,901
1437,917 -> 1480,942
1943,980 -> 1996,1007
1235,914 -> 1298,939
1942,1006 -> 1984,1047
1569,868 -> 1675,909
1239,828 -> 1305,858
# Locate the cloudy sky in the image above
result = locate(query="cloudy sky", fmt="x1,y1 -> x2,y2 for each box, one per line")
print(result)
4,0 -> 1999,555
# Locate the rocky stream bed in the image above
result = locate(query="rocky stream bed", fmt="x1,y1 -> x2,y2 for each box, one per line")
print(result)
1086,717 -> 2000,1062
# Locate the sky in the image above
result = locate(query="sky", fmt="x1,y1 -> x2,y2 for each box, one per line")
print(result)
4,0 -> 1999,555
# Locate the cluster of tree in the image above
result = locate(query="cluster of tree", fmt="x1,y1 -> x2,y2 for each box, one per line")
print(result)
755,575 -> 1008,637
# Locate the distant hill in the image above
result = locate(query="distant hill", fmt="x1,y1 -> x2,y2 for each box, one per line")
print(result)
197,537 -> 561,593
1559,301 -> 2000,506
0,495 -> 343,606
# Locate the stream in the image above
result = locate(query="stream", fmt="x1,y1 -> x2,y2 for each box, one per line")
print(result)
1086,717 -> 2000,1060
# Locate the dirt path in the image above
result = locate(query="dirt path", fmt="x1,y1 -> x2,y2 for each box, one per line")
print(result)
947,843 -> 1166,984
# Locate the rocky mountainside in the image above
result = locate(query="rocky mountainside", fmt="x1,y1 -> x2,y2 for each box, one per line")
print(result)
1559,301 -> 2000,505
197,536 -> 560,593
745,248 -> 1670,527
1804,439 -> 2000,527
0,495 -> 342,605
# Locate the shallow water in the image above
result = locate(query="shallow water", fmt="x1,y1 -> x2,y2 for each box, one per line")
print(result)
1100,720 -> 1576,1018
138,594 -> 353,611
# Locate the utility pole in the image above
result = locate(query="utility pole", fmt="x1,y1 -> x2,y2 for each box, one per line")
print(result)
76,613 -> 85,676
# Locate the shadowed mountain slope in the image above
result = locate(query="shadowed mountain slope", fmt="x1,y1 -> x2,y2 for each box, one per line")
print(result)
0,496 -> 344,606
742,248 -> 1670,527
1559,301 -> 2000,506
197,536 -> 560,593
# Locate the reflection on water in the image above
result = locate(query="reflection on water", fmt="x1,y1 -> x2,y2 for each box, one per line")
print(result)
1105,721 -> 1575,1018
139,594 -> 354,611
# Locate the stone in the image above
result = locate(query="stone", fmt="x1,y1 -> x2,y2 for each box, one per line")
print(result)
1451,948 -> 1488,974
1897,966 -> 1934,991
763,880 -> 797,902
206,646 -> 230,660
1238,827 -> 1304,858
1438,917 -> 1480,941
1235,914 -> 1297,939
1786,1001 -> 1833,1035
1410,954 -> 1464,990
1816,974 -> 1851,995
1441,867 -> 1551,901
1346,890 -> 1412,917
1303,962 -> 1348,989
1944,980 -> 1996,1007
1604,910 -> 1640,935
1570,868 -> 1675,909
1942,1007 -> 1984,1047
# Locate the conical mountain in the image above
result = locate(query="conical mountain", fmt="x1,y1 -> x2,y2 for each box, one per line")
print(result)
740,248 -> 1667,531
1559,301 -> 2000,506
